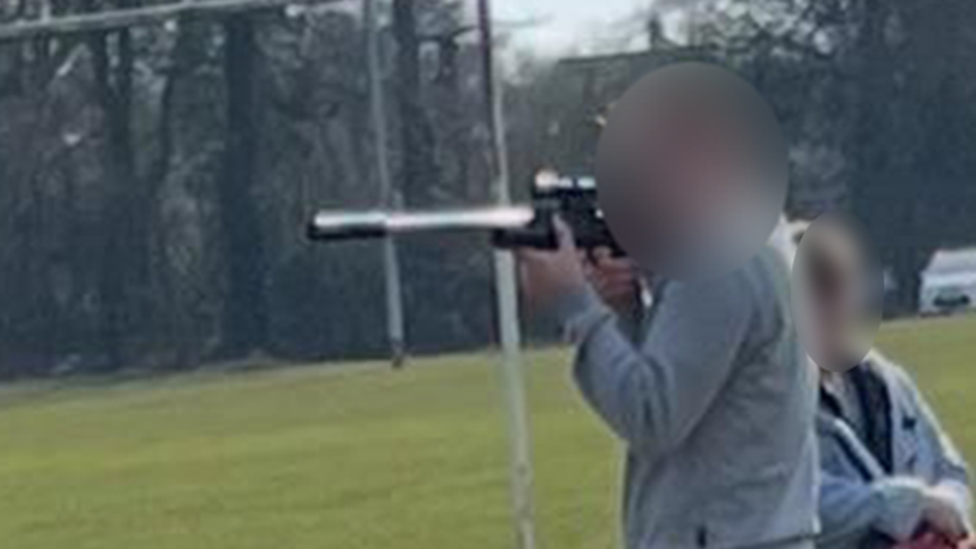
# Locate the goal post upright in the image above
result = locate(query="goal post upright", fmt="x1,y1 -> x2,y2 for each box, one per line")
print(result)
363,0 -> 407,368
477,1 -> 538,549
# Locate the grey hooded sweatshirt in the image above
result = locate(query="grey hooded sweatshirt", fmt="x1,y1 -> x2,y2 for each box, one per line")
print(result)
554,246 -> 819,549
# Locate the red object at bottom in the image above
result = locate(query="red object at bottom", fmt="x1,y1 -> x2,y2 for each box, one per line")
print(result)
894,532 -> 971,549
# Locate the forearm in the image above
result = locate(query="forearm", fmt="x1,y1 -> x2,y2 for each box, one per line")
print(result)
819,474 -> 928,547
557,273 -> 750,458
914,381 -> 973,530
554,285 -> 664,450
571,318 -> 674,455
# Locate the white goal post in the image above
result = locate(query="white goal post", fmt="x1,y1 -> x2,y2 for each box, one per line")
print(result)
0,0 -> 342,42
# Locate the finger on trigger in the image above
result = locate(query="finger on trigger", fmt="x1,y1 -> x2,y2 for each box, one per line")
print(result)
552,216 -> 575,249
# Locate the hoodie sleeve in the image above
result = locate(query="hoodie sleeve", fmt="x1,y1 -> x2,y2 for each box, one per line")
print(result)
554,269 -> 756,461
905,373 -> 973,532
819,469 -> 929,547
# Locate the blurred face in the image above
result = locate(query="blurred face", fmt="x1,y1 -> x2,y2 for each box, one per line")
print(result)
806,231 -> 872,370
810,251 -> 851,365
603,96 -> 752,275
596,62 -> 788,280
791,210 -> 884,373
635,101 -> 745,227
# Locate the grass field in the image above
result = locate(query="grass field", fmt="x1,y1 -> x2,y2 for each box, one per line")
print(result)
1,316 -> 975,549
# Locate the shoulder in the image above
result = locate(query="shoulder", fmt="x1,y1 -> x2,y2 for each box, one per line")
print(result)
744,245 -> 792,295
658,258 -> 760,315
865,351 -> 915,389
663,246 -> 785,301
730,245 -> 792,324
651,247 -> 790,334
863,351 -> 924,405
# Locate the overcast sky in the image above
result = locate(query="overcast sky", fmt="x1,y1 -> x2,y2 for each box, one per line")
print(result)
491,0 -> 684,59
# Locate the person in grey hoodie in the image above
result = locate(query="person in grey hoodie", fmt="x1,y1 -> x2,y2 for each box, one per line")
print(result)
519,220 -> 819,549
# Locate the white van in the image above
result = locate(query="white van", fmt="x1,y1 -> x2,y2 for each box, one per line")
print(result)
918,248 -> 976,315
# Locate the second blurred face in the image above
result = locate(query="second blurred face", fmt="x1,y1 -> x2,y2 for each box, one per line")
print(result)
791,211 -> 884,372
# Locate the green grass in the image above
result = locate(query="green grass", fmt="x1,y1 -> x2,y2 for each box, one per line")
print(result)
1,316 -> 974,549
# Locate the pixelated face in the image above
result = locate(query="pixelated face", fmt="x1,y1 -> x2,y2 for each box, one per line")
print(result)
809,239 -> 861,364
792,211 -> 884,372
596,62 -> 787,280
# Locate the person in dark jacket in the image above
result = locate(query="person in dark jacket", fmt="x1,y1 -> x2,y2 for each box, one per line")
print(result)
782,219 -> 972,549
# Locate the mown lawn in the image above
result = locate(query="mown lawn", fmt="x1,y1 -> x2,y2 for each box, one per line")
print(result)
1,315 -> 974,549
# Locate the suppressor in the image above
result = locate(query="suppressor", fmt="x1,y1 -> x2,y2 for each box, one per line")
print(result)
307,207 -> 537,242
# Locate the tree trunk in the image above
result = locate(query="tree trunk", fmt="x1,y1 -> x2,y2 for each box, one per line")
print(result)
90,25 -> 141,370
392,0 -> 436,207
216,15 -> 268,358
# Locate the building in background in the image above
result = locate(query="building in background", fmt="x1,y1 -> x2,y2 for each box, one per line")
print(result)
542,16 -> 716,177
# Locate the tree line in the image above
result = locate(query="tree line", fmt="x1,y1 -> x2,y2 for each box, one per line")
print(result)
0,0 -> 974,379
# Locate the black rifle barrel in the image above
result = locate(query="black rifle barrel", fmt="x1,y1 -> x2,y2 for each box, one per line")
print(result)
308,207 -> 535,241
